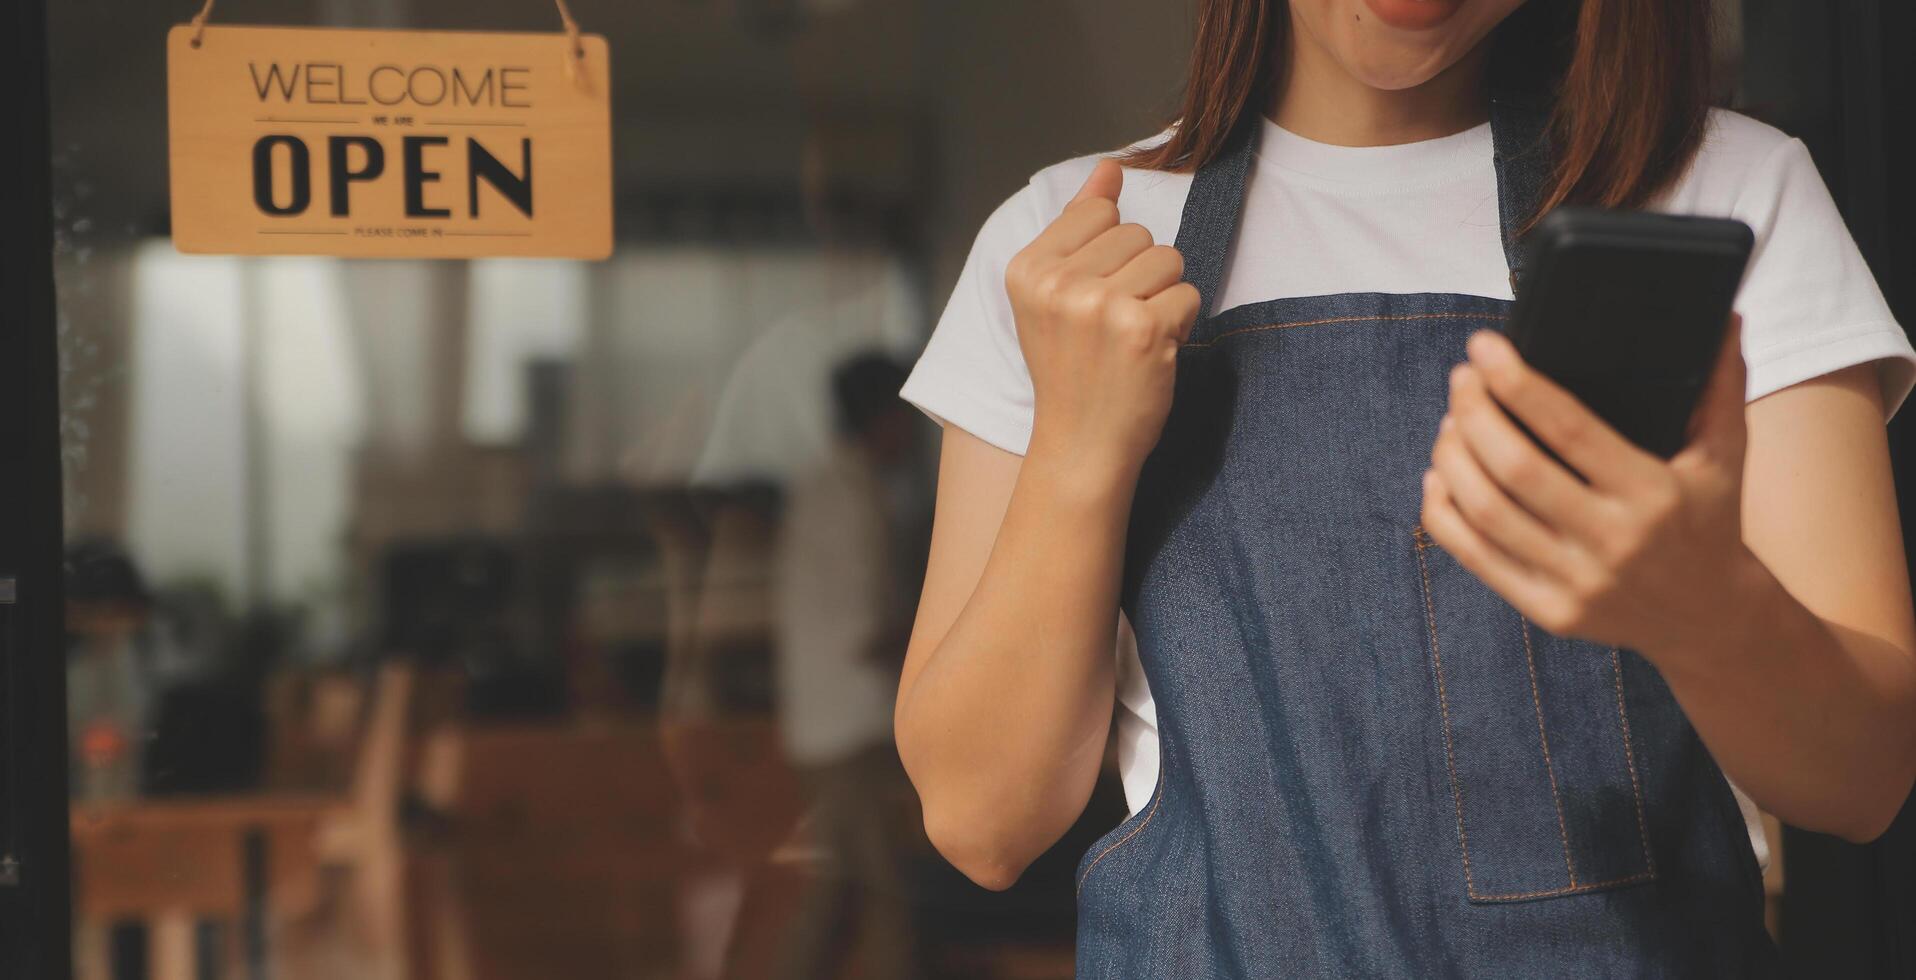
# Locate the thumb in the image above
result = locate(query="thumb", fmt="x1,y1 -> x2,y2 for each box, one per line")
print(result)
1070,158 -> 1124,207
1683,313 -> 1747,458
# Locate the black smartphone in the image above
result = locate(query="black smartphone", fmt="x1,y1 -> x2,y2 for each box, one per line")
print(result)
1506,207 -> 1755,459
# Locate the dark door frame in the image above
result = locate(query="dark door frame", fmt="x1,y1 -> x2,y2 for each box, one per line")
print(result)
0,0 -> 73,974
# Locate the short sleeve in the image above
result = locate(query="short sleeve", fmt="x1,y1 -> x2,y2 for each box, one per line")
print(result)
1732,138 -> 1916,419
899,186 -> 1047,455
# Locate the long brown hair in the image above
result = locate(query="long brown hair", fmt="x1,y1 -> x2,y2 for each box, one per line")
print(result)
1123,0 -> 1715,222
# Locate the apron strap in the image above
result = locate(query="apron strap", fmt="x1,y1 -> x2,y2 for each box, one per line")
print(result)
1488,91 -> 1555,291
1171,94 -> 1558,317
1171,121 -> 1258,321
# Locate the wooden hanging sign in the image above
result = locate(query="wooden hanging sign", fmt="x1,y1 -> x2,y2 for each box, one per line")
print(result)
167,25 -> 613,258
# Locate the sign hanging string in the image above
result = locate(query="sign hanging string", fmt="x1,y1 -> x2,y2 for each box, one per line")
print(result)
188,0 -> 587,59
553,0 -> 584,57
186,0 -> 215,47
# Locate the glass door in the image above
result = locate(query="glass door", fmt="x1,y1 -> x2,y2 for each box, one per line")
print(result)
23,0 -> 1191,977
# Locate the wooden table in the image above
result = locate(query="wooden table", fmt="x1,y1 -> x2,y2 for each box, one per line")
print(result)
71,796 -> 341,980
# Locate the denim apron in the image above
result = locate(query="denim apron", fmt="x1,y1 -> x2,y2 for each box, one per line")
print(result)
1074,96 -> 1781,978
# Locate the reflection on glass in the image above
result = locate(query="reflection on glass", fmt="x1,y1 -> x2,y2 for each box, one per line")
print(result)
48,0 -> 1188,976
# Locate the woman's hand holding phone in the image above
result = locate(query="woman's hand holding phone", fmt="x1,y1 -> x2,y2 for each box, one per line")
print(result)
1422,318 -> 1763,670
1006,159 -> 1200,480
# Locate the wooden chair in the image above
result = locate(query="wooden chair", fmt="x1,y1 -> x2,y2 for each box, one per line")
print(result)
71,664 -> 415,980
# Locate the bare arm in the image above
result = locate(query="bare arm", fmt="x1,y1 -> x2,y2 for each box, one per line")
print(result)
894,426 -> 1131,889
1675,363 -> 1916,839
895,160 -> 1199,888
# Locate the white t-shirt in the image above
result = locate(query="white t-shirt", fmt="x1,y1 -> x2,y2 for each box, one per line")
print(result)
899,108 -> 1916,869
692,269 -> 924,489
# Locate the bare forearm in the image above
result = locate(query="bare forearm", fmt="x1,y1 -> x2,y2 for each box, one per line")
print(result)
897,438 -> 1135,879
1653,554 -> 1916,841
901,159 -> 1197,885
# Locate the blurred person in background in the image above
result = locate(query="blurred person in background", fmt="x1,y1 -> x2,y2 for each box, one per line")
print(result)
67,540 -> 272,802
772,351 -> 928,980
65,540 -> 157,801
893,0 -> 1916,975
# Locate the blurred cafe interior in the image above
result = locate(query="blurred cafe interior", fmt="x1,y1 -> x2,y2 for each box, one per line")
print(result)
3,0 -> 1914,977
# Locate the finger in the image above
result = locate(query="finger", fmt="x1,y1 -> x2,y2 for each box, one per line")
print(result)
1070,158 -> 1124,206
1064,223 -> 1156,278
1430,416 -> 1579,580
1446,362 -> 1614,542
1678,313 -> 1748,460
1421,469 -> 1563,615
1464,330 -> 1666,497
1029,161 -> 1124,256
1110,244 -> 1184,298
1144,282 -> 1201,343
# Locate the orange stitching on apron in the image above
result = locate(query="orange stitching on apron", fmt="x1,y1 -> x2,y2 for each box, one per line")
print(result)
1610,647 -> 1658,875
1520,618 -> 1579,886
1411,525 -> 1480,899
1185,311 -> 1510,349
1076,751 -> 1167,895
1467,871 -> 1657,903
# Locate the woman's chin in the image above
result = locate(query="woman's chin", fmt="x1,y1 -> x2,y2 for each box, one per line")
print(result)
1342,51 -> 1458,92
1299,0 -> 1522,93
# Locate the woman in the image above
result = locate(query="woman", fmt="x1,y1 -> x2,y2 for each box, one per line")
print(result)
894,0 -> 1916,974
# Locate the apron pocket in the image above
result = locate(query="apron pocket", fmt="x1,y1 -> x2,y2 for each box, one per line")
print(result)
1077,747 -> 1168,896
1412,526 -> 1658,903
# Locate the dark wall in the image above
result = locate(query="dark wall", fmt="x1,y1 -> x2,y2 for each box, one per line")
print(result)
1742,1 -> 1916,975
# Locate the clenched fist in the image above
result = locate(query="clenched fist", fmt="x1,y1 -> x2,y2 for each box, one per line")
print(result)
1006,159 -> 1200,477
